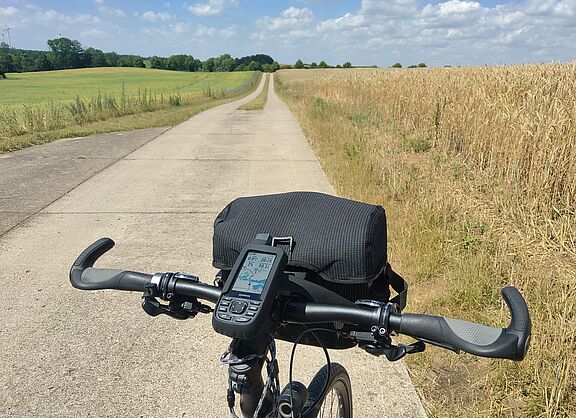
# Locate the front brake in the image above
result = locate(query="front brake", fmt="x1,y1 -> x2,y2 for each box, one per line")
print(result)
141,272 -> 212,320
352,300 -> 426,361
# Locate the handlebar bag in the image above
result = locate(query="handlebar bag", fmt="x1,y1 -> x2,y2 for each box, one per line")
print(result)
212,191 -> 407,349
213,191 -> 387,283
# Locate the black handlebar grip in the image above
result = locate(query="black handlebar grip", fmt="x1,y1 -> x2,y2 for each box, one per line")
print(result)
396,286 -> 531,361
70,238 -> 152,291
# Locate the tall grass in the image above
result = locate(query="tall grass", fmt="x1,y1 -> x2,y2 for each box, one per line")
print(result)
0,71 -> 260,148
276,66 -> 575,417
238,73 -> 270,110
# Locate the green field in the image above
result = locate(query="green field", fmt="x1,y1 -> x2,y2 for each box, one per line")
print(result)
0,67 -> 255,105
0,68 -> 260,153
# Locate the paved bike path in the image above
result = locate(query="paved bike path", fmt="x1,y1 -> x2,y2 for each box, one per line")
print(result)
0,74 -> 426,417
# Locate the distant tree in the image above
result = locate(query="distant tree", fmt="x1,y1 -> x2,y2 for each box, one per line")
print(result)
408,64 -> 418,68
47,37 -> 84,69
214,54 -> 236,72
166,54 -> 188,71
0,42 -> 15,78
310,62 -> 318,68
133,56 -> 145,68
234,63 -> 247,71
34,53 -> 53,71
246,60 -> 261,71
84,47 -> 107,67
294,59 -> 304,69
203,57 -> 216,72
262,61 -> 280,73
417,62 -> 427,68
149,56 -> 166,70
319,60 -> 328,68
118,55 -> 145,68
103,52 -> 119,67
336,64 -> 342,68
14,52 -> 35,72
391,62 -> 402,68
185,55 -> 198,71
343,61 -> 352,68
235,54 -> 274,67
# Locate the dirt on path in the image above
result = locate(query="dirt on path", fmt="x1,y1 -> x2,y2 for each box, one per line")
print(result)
0,74 -> 426,417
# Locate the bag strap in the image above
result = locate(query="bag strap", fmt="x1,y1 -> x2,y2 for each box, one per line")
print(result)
386,263 -> 408,311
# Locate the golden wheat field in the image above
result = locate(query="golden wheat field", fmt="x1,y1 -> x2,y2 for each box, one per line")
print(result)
276,65 -> 575,417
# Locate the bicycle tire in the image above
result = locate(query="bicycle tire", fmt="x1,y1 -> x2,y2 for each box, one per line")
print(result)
305,363 -> 353,418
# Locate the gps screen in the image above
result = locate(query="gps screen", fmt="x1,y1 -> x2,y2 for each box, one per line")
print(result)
231,251 -> 276,295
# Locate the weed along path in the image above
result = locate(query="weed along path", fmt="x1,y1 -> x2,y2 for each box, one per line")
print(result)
0,74 -> 425,417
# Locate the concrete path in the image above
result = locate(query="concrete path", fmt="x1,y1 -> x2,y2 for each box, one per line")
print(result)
0,74 -> 426,417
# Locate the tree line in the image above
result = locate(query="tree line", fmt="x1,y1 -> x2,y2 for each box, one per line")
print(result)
148,53 -> 279,73
0,37 -> 279,78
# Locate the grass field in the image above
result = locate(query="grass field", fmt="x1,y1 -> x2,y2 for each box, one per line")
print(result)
237,73 -> 269,110
276,66 -> 575,417
0,68 -> 260,153
0,67 -> 254,105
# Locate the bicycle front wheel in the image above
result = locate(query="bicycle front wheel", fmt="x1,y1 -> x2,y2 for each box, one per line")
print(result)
306,363 -> 352,418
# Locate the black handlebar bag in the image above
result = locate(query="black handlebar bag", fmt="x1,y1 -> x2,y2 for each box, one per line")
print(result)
212,191 -> 407,349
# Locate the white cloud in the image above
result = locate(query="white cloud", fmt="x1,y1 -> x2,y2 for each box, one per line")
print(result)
142,11 -> 173,22
259,7 -> 315,31
251,0 -> 576,66
92,0 -> 125,17
80,28 -> 108,38
188,0 -> 239,17
0,6 -> 18,16
193,24 -> 237,38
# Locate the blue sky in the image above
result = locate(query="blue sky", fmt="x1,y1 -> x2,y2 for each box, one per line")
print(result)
1,0 -> 575,66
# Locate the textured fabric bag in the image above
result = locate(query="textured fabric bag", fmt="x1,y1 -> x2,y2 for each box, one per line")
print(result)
212,192 -> 407,349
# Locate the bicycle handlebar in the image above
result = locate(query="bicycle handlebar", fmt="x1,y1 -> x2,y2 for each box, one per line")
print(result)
70,238 -> 152,291
70,238 -> 531,361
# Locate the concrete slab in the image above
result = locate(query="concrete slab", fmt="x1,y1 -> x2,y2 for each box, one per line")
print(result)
0,74 -> 426,417
0,128 -> 168,234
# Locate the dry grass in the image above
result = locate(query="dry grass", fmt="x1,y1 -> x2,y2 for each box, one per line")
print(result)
237,73 -> 270,110
276,66 -> 575,417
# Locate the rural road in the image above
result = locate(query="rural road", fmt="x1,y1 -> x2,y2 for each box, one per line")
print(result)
0,74 -> 426,417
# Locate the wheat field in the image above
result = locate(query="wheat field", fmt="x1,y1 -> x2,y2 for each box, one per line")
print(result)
276,65 -> 575,417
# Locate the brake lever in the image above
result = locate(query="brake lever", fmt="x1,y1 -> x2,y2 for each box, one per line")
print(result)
142,282 -> 212,320
360,340 -> 426,361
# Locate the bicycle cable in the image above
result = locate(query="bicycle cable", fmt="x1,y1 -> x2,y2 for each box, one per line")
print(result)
288,327 -> 334,418
220,334 -> 280,418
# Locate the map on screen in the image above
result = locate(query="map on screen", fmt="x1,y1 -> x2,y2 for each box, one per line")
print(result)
231,251 -> 276,295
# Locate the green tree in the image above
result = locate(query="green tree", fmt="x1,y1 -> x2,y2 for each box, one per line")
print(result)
103,52 -> 119,67
0,42 -> 15,78
319,60 -> 328,68
34,53 -> 53,71
185,55 -> 198,71
343,61 -> 352,68
47,37 -> 84,69
246,60 -> 261,71
418,62 -> 427,68
84,47 -> 107,67
149,56 -> 166,70
391,62 -> 402,68
310,62 -> 318,68
166,54 -> 188,71
294,59 -> 304,69
213,54 -> 235,72
203,57 -> 216,72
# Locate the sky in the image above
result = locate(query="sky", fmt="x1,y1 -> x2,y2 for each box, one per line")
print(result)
0,0 -> 575,67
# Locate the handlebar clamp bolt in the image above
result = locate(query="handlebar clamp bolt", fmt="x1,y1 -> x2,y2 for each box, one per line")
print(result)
371,325 -> 379,333
379,327 -> 387,336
